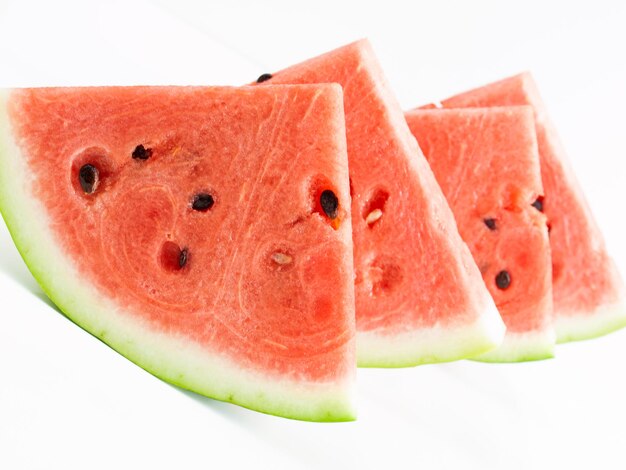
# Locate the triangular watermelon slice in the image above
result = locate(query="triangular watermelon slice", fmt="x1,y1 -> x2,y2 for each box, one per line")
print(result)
0,85 -> 357,421
430,73 -> 626,343
405,107 -> 555,361
255,39 -> 506,367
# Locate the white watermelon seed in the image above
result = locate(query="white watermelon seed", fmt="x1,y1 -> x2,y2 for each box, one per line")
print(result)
271,252 -> 293,265
365,208 -> 383,225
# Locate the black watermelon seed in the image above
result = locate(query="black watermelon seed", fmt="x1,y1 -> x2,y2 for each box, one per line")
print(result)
484,218 -> 497,230
256,73 -> 273,83
79,164 -> 99,194
532,196 -> 544,212
320,190 -> 339,219
495,270 -> 511,290
179,248 -> 188,268
132,144 -> 153,160
192,193 -> 215,212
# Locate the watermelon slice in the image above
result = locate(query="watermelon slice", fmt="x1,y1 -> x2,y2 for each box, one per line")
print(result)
0,85 -> 357,422
430,73 -> 626,343
405,107 -> 555,361
256,39 -> 506,367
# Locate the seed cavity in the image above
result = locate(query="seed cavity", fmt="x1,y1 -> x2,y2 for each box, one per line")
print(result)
256,73 -> 273,83
484,218 -> 497,230
79,164 -> 99,194
367,257 -> 403,296
362,188 -> 389,227
532,196 -> 544,212
365,208 -> 383,225
160,241 -> 188,272
271,252 -> 293,265
191,193 -> 215,212
132,144 -> 153,161
495,270 -> 511,290
320,190 -> 339,219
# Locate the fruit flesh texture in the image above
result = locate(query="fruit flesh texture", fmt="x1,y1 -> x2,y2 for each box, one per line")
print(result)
1,85 -> 356,419
260,39 -> 504,365
405,107 -> 554,347
433,73 -> 626,342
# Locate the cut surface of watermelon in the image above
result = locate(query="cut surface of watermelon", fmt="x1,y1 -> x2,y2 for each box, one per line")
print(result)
406,107 -> 555,362
0,85 -> 357,421
258,39 -> 505,367
432,73 -> 626,343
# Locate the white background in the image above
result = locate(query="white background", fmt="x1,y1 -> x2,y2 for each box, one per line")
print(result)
1,1 -> 625,469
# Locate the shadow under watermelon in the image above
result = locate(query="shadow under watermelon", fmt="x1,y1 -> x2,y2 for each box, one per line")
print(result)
173,385 -> 283,426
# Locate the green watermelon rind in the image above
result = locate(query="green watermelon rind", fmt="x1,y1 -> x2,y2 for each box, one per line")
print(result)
356,301 -> 506,368
470,329 -> 556,363
0,90 -> 356,423
554,300 -> 626,344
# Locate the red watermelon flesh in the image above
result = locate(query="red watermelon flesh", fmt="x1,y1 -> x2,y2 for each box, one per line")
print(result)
0,85 -> 356,421
405,107 -> 554,361
256,39 -> 505,367
431,73 -> 626,343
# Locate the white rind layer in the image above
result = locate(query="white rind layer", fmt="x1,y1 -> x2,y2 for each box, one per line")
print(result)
555,298 -> 626,344
472,328 -> 555,363
0,90 -> 356,422
357,300 -> 506,367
